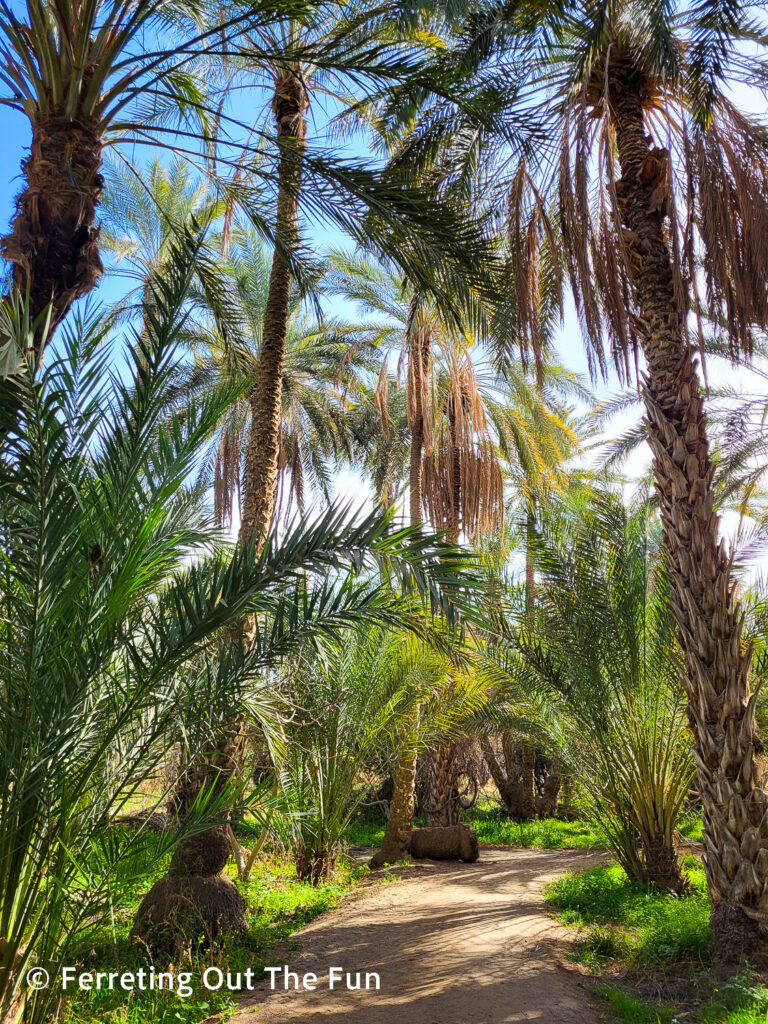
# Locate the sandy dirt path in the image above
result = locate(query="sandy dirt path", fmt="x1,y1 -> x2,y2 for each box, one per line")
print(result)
232,847 -> 605,1024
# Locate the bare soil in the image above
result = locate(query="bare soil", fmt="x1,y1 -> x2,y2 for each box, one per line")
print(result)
232,846 -> 607,1023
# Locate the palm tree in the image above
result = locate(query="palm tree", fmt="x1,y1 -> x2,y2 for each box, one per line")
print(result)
0,0 -> 261,349
275,624 -> 457,882
486,488 -> 695,892
0,0 -> 488,371
224,4 -> 496,547
99,169 -> 382,526
328,248 -> 586,851
181,228 -> 382,528
447,0 -> 768,957
98,156 -> 225,327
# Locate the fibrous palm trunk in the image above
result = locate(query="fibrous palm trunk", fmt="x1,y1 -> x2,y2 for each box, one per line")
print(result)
241,72 -> 308,542
372,328 -> 431,867
136,75 -> 310,939
610,69 -> 764,957
520,740 -> 537,821
1,110 -> 104,354
429,742 -> 459,826
370,707 -> 420,867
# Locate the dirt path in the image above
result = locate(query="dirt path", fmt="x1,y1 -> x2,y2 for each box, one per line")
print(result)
232,847 -> 606,1024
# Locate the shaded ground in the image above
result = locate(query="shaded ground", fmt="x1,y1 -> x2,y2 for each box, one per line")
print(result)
232,846 -> 606,1023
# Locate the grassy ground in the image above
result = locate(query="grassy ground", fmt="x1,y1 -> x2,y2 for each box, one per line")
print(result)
464,805 -> 606,848
62,855 -> 368,1024
342,805 -> 608,851
545,858 -> 768,1023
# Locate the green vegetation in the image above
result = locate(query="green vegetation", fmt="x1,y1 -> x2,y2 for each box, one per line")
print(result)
63,857 -> 365,1024
547,860 -> 768,1023
599,976 -> 768,1024
545,859 -> 710,970
3,0 -> 768,1019
464,808 -> 604,850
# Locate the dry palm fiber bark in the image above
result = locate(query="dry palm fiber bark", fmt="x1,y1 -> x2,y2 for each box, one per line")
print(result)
1,110 -> 104,348
606,56 -> 765,958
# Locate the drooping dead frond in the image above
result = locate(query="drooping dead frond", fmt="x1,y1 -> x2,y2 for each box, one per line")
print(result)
422,352 -> 504,543
512,11 -> 768,382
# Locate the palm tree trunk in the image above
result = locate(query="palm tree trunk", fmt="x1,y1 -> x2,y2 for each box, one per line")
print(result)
370,707 -> 420,867
611,80 -> 762,958
373,328 -> 431,866
520,740 -> 537,821
1,111 -> 104,354
480,734 -> 523,816
429,742 -> 458,826
148,74 -> 309,919
241,71 -> 308,545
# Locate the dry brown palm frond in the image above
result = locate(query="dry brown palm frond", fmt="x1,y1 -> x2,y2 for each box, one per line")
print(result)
422,352 -> 504,542
535,32 -> 768,381
214,416 -> 246,526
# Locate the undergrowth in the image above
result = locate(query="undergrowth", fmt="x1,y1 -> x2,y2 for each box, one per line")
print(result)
464,807 -> 605,848
547,857 -> 768,1024
544,857 -> 710,970
61,855 -> 365,1024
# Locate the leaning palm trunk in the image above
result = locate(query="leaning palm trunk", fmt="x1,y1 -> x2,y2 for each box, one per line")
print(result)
241,70 -> 308,542
1,111 -> 104,351
610,72 -> 762,954
370,707 -> 420,868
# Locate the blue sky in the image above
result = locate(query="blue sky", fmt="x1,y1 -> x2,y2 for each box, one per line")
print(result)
1,46 -> 767,561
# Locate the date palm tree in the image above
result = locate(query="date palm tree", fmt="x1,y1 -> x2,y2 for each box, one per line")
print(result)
486,489 -> 695,892
0,0 -> 274,350
99,170 -> 380,527
221,2 -> 495,548
328,248 -> 586,853
447,0 -> 768,957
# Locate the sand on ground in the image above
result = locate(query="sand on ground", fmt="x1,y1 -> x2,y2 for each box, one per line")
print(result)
231,846 -> 606,1024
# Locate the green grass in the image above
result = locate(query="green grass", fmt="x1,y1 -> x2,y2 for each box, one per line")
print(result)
341,805 -> 606,851
544,857 -> 711,970
696,976 -> 768,1023
678,811 -> 705,843
464,806 -> 606,849
62,856 -> 365,1024
545,858 -> 768,1024
599,976 -> 768,1024
598,985 -> 674,1023
341,821 -> 387,847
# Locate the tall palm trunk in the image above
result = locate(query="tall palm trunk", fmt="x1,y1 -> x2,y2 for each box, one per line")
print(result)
140,74 -> 311,933
610,70 -> 762,955
520,509 -> 537,820
241,71 -> 308,544
1,110 -> 104,353
428,392 -> 462,826
372,329 -> 430,866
